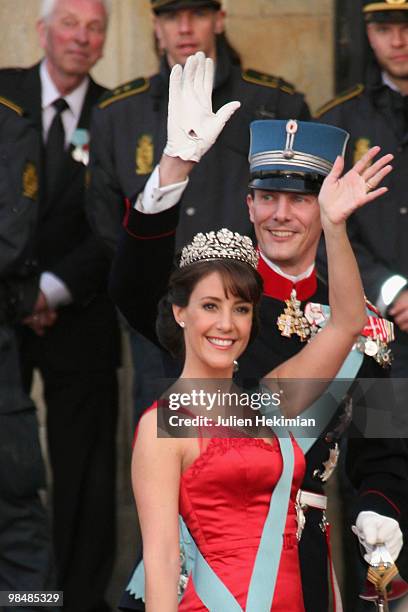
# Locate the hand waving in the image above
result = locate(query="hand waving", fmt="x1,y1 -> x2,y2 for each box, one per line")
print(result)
164,52 -> 241,163
318,146 -> 393,227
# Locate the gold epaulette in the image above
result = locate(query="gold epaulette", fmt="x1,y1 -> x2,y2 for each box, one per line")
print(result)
242,69 -> 296,95
98,78 -> 150,109
315,84 -> 365,118
0,95 -> 23,116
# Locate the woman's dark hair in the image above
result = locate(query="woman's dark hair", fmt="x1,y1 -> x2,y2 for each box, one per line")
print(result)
156,259 -> 263,359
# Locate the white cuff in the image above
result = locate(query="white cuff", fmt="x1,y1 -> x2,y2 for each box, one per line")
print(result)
40,272 -> 73,309
135,165 -> 189,214
376,275 -> 408,315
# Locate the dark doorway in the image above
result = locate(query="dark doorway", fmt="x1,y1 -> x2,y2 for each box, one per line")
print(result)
335,0 -> 367,93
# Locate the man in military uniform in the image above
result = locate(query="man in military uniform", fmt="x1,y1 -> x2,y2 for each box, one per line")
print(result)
316,3 -> 408,606
109,53 -> 408,612
0,1 -> 120,610
0,99 -> 53,611
87,0 -> 311,424
317,0 -> 408,381
88,0 -> 310,252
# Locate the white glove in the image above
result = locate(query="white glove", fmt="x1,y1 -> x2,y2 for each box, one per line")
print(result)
352,511 -> 403,563
164,51 -> 241,163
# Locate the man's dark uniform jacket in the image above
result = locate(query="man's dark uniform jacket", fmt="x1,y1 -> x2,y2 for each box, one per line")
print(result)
316,61 -> 408,372
0,64 -> 120,611
0,100 -> 52,592
87,38 -> 311,252
109,204 -> 408,612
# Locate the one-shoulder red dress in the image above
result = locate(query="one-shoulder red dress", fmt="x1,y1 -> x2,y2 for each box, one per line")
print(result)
178,436 -> 306,611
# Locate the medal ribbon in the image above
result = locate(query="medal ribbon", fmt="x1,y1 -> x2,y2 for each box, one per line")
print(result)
361,316 -> 395,343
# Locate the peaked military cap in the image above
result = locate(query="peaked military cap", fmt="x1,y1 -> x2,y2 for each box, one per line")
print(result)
363,0 -> 408,22
249,120 -> 350,194
151,0 -> 221,14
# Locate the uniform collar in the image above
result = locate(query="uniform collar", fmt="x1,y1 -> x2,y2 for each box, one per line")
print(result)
382,70 -> 402,94
257,252 -> 317,301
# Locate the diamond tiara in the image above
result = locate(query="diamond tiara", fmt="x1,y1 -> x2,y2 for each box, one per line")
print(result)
179,228 -> 259,270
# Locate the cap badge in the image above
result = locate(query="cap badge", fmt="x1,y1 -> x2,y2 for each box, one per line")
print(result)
283,120 -> 298,160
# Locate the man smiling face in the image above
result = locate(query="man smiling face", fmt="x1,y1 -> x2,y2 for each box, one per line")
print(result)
247,189 -> 322,276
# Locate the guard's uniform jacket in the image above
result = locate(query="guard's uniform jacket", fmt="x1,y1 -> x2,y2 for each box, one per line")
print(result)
316,62 -> 408,359
0,100 -> 39,330
0,99 -> 40,411
0,99 -> 51,594
0,64 -> 120,611
87,39 -> 310,252
110,205 -> 408,612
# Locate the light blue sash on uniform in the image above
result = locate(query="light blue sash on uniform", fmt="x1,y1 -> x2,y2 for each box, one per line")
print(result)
127,312 -> 364,609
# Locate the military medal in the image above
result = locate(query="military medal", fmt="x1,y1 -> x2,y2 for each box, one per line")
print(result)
304,302 -> 326,337
277,290 -> 310,341
365,340 -> 379,357
357,312 -> 395,368
71,129 -> 90,166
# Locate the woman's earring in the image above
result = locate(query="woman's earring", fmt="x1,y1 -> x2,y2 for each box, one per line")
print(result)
233,360 -> 239,373
179,321 -> 185,328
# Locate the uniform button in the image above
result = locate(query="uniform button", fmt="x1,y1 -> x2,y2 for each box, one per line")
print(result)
397,146 -> 403,153
400,207 -> 408,215
185,207 -> 196,216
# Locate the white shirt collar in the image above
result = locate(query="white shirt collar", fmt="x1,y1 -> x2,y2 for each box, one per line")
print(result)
382,70 -> 402,94
260,251 -> 315,283
40,60 -> 89,120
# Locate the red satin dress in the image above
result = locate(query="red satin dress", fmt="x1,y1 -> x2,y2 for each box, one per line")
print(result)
178,436 -> 306,611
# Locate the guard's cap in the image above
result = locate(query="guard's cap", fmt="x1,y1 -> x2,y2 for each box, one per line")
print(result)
363,0 -> 408,22
249,120 -> 349,194
151,0 -> 221,14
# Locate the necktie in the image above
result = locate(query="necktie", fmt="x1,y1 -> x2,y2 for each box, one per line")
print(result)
45,97 -> 69,198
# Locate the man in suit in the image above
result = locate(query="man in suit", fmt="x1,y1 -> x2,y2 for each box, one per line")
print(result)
0,98 -> 54,612
0,2 -> 120,611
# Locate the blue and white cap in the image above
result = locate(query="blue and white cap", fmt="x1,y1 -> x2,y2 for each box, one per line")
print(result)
249,120 -> 350,194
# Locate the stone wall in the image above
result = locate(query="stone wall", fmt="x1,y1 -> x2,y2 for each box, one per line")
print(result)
0,0 -> 334,111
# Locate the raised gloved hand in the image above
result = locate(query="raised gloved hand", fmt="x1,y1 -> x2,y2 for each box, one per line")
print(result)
352,511 -> 403,563
164,51 -> 241,163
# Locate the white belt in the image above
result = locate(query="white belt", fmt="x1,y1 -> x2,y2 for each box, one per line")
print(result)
298,489 -> 327,510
